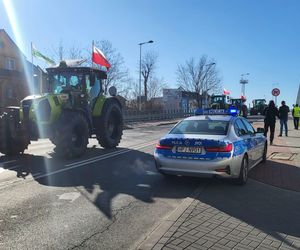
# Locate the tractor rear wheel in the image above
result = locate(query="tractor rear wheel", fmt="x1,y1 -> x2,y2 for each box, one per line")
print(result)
53,112 -> 89,159
96,99 -> 123,149
0,111 -> 29,156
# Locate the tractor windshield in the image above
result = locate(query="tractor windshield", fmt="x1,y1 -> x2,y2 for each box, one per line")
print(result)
49,73 -> 85,94
211,96 -> 225,104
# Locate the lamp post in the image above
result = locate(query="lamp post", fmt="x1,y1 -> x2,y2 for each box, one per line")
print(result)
204,63 -> 216,108
138,40 -> 153,111
240,73 -> 250,97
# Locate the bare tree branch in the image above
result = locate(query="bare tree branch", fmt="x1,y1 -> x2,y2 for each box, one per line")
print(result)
141,51 -> 158,100
176,55 -> 221,107
94,40 -> 129,94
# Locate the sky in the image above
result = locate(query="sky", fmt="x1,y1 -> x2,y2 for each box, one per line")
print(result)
1,0 -> 300,106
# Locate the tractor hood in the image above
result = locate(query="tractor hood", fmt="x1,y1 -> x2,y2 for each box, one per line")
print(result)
20,93 -> 63,125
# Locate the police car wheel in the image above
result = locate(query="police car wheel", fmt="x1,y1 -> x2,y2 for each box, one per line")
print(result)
236,156 -> 248,185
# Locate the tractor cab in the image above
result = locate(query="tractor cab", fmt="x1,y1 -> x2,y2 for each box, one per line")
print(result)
250,99 -> 267,115
230,98 -> 244,111
46,63 -> 107,106
210,95 -> 230,109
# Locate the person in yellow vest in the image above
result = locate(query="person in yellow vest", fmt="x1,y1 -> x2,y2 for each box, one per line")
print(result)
292,104 -> 300,130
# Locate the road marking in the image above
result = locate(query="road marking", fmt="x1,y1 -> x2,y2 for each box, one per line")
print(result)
33,140 -> 157,180
58,192 -> 80,202
0,139 -> 157,189
0,160 -> 17,167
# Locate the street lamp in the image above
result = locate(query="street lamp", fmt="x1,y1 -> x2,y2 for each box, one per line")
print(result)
138,40 -> 154,111
240,73 -> 250,97
204,63 -> 216,107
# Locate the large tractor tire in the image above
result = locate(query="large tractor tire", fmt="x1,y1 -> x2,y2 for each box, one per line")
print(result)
53,112 -> 89,159
96,99 -> 123,149
0,111 -> 29,156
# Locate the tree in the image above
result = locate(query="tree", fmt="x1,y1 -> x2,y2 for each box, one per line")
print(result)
94,40 -> 129,95
141,51 -> 158,100
147,76 -> 167,100
176,55 -> 221,107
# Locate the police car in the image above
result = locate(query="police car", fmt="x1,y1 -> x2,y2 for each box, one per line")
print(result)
154,108 -> 267,185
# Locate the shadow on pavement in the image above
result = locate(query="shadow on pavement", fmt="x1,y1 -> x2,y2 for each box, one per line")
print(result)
197,178 -> 300,247
250,160 -> 300,192
1,147 -> 204,219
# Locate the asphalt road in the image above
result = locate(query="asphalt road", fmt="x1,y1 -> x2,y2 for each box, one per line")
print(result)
0,123 -> 209,250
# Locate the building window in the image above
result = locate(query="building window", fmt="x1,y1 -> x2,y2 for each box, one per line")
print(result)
5,57 -> 16,70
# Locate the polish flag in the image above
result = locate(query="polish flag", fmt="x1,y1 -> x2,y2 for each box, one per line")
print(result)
223,88 -> 230,95
241,95 -> 247,100
92,46 -> 111,69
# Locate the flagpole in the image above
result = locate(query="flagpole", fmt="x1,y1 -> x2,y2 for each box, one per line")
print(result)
92,40 -> 94,68
31,42 -> 35,94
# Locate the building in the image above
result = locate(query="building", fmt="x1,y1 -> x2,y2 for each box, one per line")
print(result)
0,29 -> 47,111
162,87 -> 208,111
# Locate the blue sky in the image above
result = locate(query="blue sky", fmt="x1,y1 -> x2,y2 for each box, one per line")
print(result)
1,0 -> 300,106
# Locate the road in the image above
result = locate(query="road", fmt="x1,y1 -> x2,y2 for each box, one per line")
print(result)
0,123 -> 209,250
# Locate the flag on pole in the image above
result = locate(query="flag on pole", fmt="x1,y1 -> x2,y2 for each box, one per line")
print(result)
223,88 -> 230,95
32,43 -> 55,65
241,95 -> 247,100
92,45 -> 111,69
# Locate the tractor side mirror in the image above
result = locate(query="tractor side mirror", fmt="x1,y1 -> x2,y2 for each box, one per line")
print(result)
90,73 -> 96,86
109,86 -> 117,96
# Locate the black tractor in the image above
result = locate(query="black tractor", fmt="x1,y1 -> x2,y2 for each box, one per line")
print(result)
250,99 -> 267,115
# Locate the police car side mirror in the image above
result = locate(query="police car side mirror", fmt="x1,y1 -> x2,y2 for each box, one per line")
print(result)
256,127 -> 265,134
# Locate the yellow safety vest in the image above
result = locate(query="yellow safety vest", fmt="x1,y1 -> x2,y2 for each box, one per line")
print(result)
294,107 -> 300,118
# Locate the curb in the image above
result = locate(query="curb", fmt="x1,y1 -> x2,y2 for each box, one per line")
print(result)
137,184 -> 207,250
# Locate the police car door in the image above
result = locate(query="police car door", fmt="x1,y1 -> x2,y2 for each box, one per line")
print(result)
234,118 -> 255,166
241,119 -> 261,163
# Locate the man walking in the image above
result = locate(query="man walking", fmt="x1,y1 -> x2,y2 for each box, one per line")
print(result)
278,101 -> 290,136
263,100 -> 279,145
292,104 -> 300,130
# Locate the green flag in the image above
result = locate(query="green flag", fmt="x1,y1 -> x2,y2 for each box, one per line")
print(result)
32,43 -> 55,65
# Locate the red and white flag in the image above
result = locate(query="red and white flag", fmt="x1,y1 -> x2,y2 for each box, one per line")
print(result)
223,88 -> 230,95
92,46 -> 111,69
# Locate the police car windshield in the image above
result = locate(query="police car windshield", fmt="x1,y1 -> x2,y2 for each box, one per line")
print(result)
170,120 -> 229,135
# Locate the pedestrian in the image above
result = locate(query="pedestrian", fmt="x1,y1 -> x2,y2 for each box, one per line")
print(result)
263,100 -> 279,145
278,101 -> 290,136
292,104 -> 300,130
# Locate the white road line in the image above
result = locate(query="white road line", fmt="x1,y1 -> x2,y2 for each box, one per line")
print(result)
0,139 -> 157,189
30,140 -> 157,181
65,140 -> 157,167
0,160 -> 17,166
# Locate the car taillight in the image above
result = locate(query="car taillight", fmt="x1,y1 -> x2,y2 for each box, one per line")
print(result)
156,143 -> 172,150
205,143 -> 233,152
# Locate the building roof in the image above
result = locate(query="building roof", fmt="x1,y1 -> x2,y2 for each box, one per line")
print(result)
0,29 -> 25,57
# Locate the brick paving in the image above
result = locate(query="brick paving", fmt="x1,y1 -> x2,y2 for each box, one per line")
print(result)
154,195 -> 300,250
148,118 -> 300,250
250,119 -> 300,192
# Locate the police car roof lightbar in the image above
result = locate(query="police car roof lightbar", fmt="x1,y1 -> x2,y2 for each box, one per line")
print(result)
194,107 -> 238,116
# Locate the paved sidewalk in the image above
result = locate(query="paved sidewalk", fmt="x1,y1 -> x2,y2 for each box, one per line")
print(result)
139,119 -> 300,250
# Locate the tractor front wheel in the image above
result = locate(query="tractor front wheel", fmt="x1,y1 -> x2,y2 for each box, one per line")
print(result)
53,112 -> 89,159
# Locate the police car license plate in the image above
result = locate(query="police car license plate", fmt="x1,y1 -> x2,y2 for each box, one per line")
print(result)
177,147 -> 202,154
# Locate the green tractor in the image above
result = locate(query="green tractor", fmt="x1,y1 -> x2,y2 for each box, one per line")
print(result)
250,99 -> 267,115
0,62 -> 123,158
210,94 -> 231,109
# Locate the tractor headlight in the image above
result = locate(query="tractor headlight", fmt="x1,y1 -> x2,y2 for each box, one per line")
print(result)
37,99 -> 51,122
